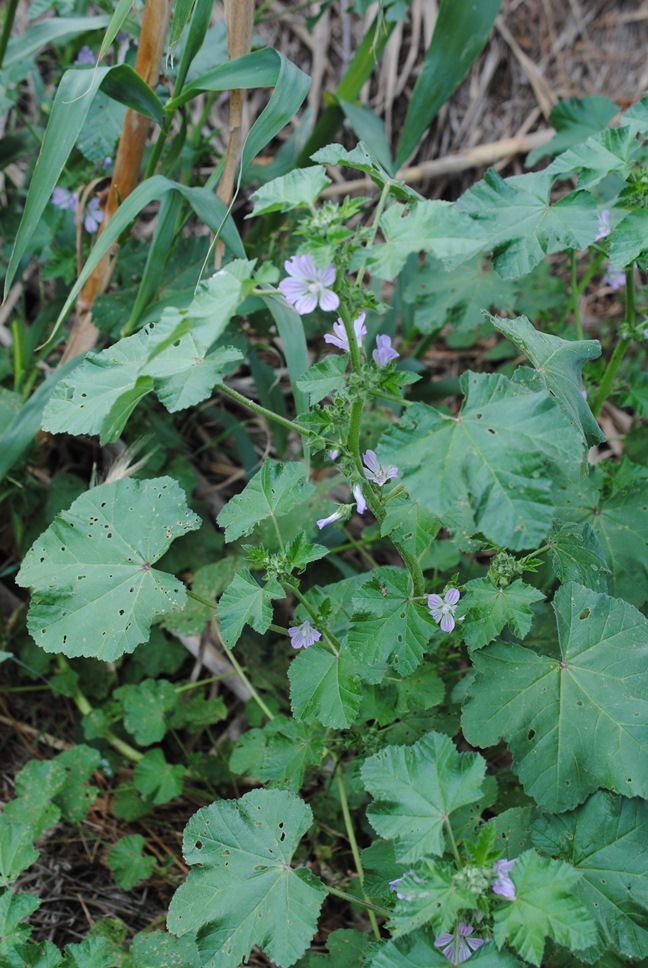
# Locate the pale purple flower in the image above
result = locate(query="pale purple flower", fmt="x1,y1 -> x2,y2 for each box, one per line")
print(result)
492,858 -> 517,900
595,209 -> 611,241
372,334 -> 399,368
316,509 -> 344,530
102,157 -> 112,169
602,262 -> 625,290
352,484 -> 367,515
51,187 -> 77,211
74,45 -> 95,66
643,329 -> 648,340
288,620 -> 321,650
329,449 -> 339,461
435,923 -> 484,964
580,388 -> 587,399
278,255 -> 339,315
428,588 -> 462,633
84,197 -> 103,233
362,450 -> 398,487
324,313 -> 367,352
389,871 -> 413,900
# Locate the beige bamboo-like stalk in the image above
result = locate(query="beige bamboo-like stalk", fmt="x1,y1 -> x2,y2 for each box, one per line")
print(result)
214,0 -> 254,269
61,0 -> 172,363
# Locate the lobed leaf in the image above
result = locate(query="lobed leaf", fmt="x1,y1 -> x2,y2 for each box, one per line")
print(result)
461,578 -> 544,651
217,460 -> 314,542
217,569 -> 284,648
288,645 -> 361,729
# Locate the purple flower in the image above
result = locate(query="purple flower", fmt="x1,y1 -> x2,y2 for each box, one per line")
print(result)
74,45 -> 95,66
362,450 -> 398,487
428,588 -> 462,633
288,620 -> 321,650
84,197 -> 104,233
435,923 -> 484,964
602,262 -> 625,290
595,209 -> 611,241
51,187 -> 77,211
492,858 -> 517,899
352,484 -> 367,515
324,313 -> 367,352
372,334 -> 399,368
316,509 -> 344,530
329,449 -> 339,461
278,255 -> 339,315
102,157 -> 112,169
643,329 -> 648,341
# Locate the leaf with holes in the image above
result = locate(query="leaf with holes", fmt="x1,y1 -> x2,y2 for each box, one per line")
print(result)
17,478 -> 200,662
461,578 -> 544,651
167,789 -> 326,968
462,582 -> 648,811
348,567 -> 437,682
360,731 -> 485,863
380,373 -> 583,550
532,791 -> 648,962
546,522 -> 610,593
492,850 -> 596,966
217,460 -> 315,543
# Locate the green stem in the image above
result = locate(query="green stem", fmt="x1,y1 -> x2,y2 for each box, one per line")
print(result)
570,250 -> 583,340
286,583 -> 341,656
342,526 -> 379,569
336,770 -> 381,940
355,180 -> 390,290
144,111 -> 174,180
591,265 -> 635,417
557,250 -> 606,329
444,816 -> 462,868
369,389 -> 412,408
175,674 -> 233,694
59,660 -> 143,764
0,0 -> 19,70
186,591 -> 275,720
217,382 -> 313,438
325,884 -> 391,918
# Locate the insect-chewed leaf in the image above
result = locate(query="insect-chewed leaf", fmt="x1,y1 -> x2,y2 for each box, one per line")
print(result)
16,477 -> 200,662
167,789 -> 326,968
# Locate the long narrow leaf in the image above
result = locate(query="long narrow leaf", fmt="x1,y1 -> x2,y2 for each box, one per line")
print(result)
100,64 -> 165,123
3,16 -> 109,67
261,294 -> 309,416
5,67 -> 110,297
97,0 -> 137,61
46,177 -> 245,347
395,0 -> 502,169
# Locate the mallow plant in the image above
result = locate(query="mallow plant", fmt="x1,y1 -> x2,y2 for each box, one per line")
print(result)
6,83 -> 648,968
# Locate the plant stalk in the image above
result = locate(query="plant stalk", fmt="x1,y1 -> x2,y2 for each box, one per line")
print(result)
217,382 -> 313,438
591,265 -> 635,417
336,769 -> 381,940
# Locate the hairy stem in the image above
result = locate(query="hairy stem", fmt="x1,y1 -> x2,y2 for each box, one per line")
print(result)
217,382 -> 314,437
336,769 -> 381,940
591,265 -> 635,417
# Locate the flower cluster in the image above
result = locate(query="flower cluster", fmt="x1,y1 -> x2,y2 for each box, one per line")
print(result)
428,588 -> 463,632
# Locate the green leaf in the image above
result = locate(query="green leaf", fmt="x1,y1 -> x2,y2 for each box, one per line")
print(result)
133,749 -> 186,805
76,89 -> 124,164
462,582 -> 648,811
389,863 -> 478,937
556,467 -> 648,606
107,835 -> 156,890
296,355 -> 348,406
295,929 -> 371,968
100,64 -> 165,123
348,567 -> 437,682
0,892 -> 40,954
609,209 -> 648,269
130,930 -> 201,968
217,460 -> 314,542
487,313 -> 604,446
456,171 -> 598,279
532,791 -> 648,961
547,126 -> 642,190
52,745 -> 101,823
3,16 -> 109,68
167,789 -> 326,968
230,715 -> 325,792
0,819 -> 39,887
4,760 -> 63,837
60,931 -> 123,968
249,165 -> 330,216
217,569 -> 284,648
115,679 -> 178,745
547,522 -> 610,592
526,95 -> 619,166
403,255 -> 518,337
288,645 -> 361,729
43,264 -> 249,441
394,0 -> 501,168
380,373 -> 583,550
360,731 -> 485,863
359,200 -> 485,281
17,478 -> 200,661
285,534 -> 329,573
380,497 -> 441,561
461,578 -> 544,651
312,142 -> 419,201
170,695 -> 227,733
2,939 -> 63,967
492,850 -> 597,966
